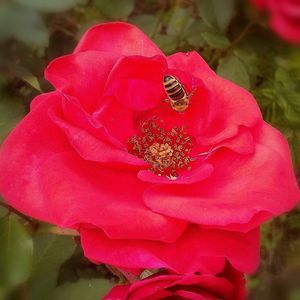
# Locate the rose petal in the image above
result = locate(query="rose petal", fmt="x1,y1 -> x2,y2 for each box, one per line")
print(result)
80,225 -> 260,274
104,55 -> 167,111
74,22 -> 164,57
94,96 -> 137,145
173,275 -> 234,299
45,51 -> 119,112
195,126 -> 255,156
49,107 -> 146,167
222,262 -> 247,300
167,51 -> 262,144
144,122 -> 300,231
271,11 -> 300,44
128,276 -> 179,300
134,77 -> 215,139
214,126 -> 254,155
174,290 -> 209,299
252,0 -> 300,44
104,264 -> 245,300
0,92 -> 70,223
38,152 -> 187,242
103,285 -> 129,300
0,91 -> 186,242
137,162 -> 213,185
59,94 -> 124,149
167,51 -> 215,80
251,0 -> 267,9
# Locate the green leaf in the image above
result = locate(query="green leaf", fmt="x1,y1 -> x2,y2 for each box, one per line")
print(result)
0,208 -> 7,219
0,287 -> 8,300
0,96 -> 26,143
0,200 -> 8,219
0,214 -> 33,289
14,0 -> 87,12
0,4 -> 49,47
196,0 -> 235,31
217,52 -> 250,90
27,233 -> 76,300
167,7 -> 193,37
49,279 -> 113,300
185,19 -> 208,48
283,93 -> 300,125
95,0 -> 134,20
290,289 -> 300,300
22,75 -> 41,92
201,31 -> 230,49
234,49 -> 260,77
153,34 -> 178,55
129,14 -> 159,37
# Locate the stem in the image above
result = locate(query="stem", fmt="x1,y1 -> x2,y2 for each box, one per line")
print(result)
105,264 -> 139,284
229,18 -> 258,50
20,283 -> 28,300
37,226 -> 79,236
209,18 -> 258,67
150,1 -> 169,39
150,10 -> 164,39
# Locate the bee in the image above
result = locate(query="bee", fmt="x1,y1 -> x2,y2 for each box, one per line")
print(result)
163,75 -> 192,112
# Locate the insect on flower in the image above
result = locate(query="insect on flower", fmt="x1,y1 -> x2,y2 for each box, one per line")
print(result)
163,74 -> 195,112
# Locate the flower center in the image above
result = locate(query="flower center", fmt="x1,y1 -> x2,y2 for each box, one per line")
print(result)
128,121 -> 194,179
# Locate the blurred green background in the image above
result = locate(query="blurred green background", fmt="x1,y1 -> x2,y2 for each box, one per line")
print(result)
0,0 -> 299,299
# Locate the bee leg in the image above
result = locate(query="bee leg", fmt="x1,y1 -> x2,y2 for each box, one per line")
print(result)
162,98 -> 170,103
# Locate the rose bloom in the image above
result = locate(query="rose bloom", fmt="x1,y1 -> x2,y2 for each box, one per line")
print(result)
104,263 -> 246,300
252,0 -> 300,44
0,22 -> 298,274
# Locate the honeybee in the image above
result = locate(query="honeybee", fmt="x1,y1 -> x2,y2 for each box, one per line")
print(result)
163,75 -> 193,112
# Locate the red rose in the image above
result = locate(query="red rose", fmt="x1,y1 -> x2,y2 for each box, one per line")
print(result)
0,22 -> 298,273
252,0 -> 300,44
103,263 -> 246,300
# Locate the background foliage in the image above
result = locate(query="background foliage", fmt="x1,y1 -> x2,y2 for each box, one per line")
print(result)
0,0 -> 299,299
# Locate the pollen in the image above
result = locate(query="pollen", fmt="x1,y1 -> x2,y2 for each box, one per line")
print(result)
128,121 -> 194,178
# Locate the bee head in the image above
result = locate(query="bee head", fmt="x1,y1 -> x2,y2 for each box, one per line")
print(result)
163,75 -> 174,83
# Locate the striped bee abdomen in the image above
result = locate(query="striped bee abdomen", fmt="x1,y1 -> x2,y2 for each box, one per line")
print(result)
163,75 -> 189,112
163,75 -> 186,100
